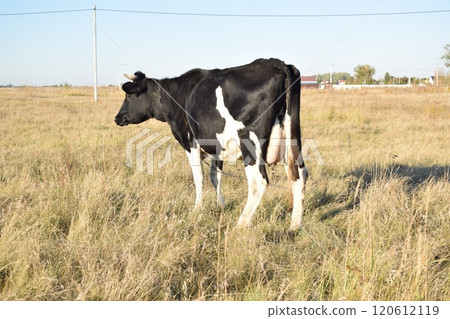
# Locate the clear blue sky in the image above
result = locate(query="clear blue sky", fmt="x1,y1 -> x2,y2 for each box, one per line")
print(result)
1,0 -> 449,86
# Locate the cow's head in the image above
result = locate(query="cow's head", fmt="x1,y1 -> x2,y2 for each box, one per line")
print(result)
115,71 -> 160,126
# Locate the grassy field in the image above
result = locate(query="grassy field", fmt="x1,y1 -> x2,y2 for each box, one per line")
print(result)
0,85 -> 448,300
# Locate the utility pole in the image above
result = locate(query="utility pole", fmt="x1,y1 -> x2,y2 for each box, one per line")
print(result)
93,5 -> 98,102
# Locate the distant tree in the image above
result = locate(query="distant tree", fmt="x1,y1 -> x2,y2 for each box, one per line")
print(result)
399,76 -> 409,84
384,72 -> 393,84
442,44 -> 450,68
354,64 -> 375,84
59,81 -> 71,88
411,77 -> 426,85
315,74 -> 325,84
315,72 -> 353,84
335,72 -> 353,84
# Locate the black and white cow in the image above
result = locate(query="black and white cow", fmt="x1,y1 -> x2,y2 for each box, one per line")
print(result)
115,58 -> 308,230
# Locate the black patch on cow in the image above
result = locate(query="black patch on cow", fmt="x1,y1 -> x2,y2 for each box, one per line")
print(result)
238,130 -> 256,166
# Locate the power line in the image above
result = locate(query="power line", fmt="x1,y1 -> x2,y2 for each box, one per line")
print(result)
0,9 -> 88,16
1,8 -> 450,18
97,8 -> 450,18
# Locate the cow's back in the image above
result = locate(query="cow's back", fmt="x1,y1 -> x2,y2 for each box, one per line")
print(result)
186,58 -> 290,146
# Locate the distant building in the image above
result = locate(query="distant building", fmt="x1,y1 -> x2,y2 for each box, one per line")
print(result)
301,76 -> 318,89
429,76 -> 435,85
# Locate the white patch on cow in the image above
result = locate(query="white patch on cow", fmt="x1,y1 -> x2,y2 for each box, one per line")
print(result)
289,166 -> 308,230
237,132 -> 267,227
209,161 -> 225,206
185,141 -> 204,209
215,86 -> 245,163
266,116 -> 286,165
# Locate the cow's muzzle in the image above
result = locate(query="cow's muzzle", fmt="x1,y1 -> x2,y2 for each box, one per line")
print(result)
115,115 -> 129,126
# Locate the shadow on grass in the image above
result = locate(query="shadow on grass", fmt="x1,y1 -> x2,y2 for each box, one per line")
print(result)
318,164 -> 449,222
264,228 -> 300,243
349,164 -> 449,185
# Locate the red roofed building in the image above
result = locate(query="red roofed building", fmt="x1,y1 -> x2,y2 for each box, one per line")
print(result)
301,76 -> 318,89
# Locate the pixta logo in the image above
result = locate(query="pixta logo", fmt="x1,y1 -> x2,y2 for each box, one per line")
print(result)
126,129 -> 172,175
125,130 -> 325,175
302,139 -> 325,165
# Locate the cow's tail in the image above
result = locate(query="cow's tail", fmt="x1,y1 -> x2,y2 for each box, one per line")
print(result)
284,65 -> 308,229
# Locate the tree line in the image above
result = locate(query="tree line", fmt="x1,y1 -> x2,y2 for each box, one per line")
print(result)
315,65 -> 427,85
316,44 -> 450,86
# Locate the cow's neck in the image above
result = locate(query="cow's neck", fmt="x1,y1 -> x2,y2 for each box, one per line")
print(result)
159,70 -> 205,114
152,70 -> 207,151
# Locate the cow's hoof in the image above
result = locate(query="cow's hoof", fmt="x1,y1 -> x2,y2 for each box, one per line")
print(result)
288,224 -> 301,233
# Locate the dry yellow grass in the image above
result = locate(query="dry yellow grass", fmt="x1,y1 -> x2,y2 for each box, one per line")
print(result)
0,86 -> 448,300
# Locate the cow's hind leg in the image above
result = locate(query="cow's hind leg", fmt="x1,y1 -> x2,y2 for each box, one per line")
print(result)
286,141 -> 308,231
209,159 -> 225,206
237,164 -> 268,227
236,132 -> 268,228
284,124 -> 308,230
284,63 -> 308,231
185,141 -> 204,209
288,152 -> 308,231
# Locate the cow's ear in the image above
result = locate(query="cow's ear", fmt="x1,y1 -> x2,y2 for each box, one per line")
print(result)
122,81 -> 147,96
133,71 -> 146,81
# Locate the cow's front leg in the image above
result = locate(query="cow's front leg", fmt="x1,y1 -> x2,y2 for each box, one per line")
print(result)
185,141 -> 204,209
209,159 -> 225,207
